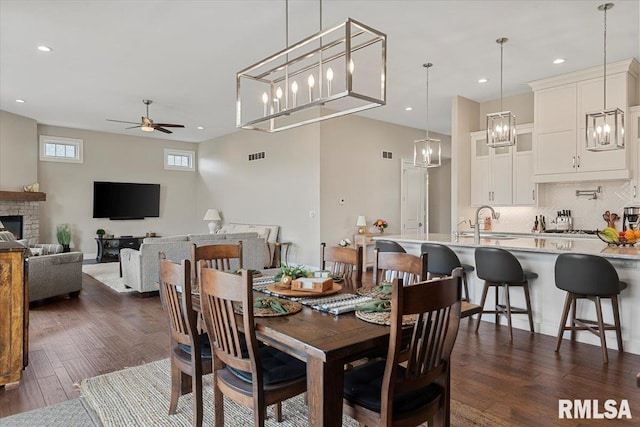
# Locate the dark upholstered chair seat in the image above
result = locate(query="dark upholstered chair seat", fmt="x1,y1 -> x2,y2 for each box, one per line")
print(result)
177,333 -> 213,359
343,360 -> 441,415
228,345 -> 306,385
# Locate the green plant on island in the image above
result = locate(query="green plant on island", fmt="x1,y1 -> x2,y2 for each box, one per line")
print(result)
56,224 -> 71,247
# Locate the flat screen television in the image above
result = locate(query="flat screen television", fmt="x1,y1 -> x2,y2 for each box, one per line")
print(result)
93,181 -> 160,220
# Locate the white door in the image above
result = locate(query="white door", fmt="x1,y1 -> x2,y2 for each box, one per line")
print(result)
401,160 -> 428,234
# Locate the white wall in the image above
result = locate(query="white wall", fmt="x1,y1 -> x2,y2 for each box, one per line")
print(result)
37,125 -> 198,255
198,113 -> 452,267
197,125 -> 321,267
0,110 -> 38,190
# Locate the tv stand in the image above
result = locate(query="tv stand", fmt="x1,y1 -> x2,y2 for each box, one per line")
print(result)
95,236 -> 144,264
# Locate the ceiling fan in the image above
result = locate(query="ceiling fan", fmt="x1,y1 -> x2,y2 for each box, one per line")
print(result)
107,99 -> 184,134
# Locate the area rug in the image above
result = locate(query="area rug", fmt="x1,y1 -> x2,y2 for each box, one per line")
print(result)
0,397 -> 101,427
81,359 -> 510,427
82,262 -> 135,293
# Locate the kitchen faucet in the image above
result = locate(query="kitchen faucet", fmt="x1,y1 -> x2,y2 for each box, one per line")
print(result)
473,205 -> 499,243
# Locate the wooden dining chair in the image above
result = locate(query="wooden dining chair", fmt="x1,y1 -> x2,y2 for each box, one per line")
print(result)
320,242 -> 363,291
343,269 -> 463,427
190,242 -> 243,285
198,264 -> 307,426
158,253 -> 212,427
372,248 -> 427,286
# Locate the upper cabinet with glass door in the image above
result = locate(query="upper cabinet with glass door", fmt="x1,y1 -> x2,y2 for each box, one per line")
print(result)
470,123 -> 537,207
529,59 -> 638,183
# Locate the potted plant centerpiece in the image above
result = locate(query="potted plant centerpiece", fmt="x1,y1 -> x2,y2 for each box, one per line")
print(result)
96,228 -> 105,239
273,263 -> 311,289
56,224 -> 71,252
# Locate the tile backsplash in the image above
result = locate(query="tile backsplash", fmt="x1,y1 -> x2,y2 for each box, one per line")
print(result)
472,180 -> 638,233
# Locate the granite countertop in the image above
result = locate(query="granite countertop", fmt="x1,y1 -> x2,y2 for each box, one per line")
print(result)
374,233 -> 640,261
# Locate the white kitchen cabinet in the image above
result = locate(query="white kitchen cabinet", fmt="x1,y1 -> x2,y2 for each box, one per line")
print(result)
529,59 -> 638,183
471,131 -> 512,206
513,124 -> 537,206
630,106 -> 640,202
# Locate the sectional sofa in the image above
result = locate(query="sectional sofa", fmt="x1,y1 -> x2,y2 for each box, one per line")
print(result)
119,232 -> 267,294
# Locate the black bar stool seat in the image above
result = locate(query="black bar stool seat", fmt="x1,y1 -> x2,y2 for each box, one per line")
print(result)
421,243 -> 474,301
375,240 -> 406,253
474,247 -> 536,341
554,253 -> 626,364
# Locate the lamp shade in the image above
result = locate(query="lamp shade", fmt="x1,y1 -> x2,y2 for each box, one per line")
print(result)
203,209 -> 222,221
355,216 -> 367,227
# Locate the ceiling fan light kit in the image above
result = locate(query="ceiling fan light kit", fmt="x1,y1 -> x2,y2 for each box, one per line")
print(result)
585,3 -> 625,152
486,37 -> 516,148
414,62 -> 441,168
236,0 -> 386,133
107,99 -> 184,134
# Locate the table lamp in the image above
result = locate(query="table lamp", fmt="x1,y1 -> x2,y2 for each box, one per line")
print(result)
203,209 -> 222,234
356,216 -> 367,234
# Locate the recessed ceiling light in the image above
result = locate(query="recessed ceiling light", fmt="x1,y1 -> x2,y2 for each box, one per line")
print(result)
37,45 -> 53,52
15,99 -> 25,103
197,126 -> 204,130
478,78 -> 488,84
405,107 -> 413,111
553,58 -> 566,64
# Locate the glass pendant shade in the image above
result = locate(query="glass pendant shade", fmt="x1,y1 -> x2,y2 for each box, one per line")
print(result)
586,108 -> 624,151
413,138 -> 441,168
486,111 -> 516,148
236,16 -> 386,133
585,3 -> 624,152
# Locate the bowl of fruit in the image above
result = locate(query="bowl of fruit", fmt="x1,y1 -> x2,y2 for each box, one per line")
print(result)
597,227 -> 640,246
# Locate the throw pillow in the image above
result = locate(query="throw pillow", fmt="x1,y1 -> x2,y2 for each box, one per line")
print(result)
16,239 -> 33,257
0,230 -> 17,241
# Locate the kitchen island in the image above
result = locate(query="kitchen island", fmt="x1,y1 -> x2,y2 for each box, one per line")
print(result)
374,233 -> 640,355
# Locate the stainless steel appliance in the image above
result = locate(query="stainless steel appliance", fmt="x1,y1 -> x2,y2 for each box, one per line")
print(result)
623,206 -> 640,231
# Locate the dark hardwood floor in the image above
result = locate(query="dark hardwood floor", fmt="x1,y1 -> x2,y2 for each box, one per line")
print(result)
1,271 -> 639,426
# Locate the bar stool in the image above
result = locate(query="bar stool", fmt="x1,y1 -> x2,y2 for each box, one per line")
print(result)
374,239 -> 406,253
554,253 -> 626,364
421,242 -> 474,302
474,247 -> 536,341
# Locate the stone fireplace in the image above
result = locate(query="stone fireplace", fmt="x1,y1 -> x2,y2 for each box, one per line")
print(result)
0,191 -> 46,241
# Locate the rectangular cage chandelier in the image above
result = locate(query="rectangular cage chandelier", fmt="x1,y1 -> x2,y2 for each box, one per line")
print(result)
236,18 -> 386,132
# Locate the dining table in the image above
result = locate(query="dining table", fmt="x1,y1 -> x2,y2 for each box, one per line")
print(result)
193,273 -> 481,427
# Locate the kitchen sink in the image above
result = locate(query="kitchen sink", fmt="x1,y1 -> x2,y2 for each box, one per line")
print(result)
459,232 -> 517,240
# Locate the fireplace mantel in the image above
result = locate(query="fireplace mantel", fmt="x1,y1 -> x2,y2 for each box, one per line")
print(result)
0,191 -> 46,202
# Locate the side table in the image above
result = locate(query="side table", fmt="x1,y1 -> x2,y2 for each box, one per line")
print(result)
272,242 -> 291,267
353,233 -> 377,271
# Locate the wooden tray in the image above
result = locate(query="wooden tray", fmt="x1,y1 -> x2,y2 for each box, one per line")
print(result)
267,283 -> 342,297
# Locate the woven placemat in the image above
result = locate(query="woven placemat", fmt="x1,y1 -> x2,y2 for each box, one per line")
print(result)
234,299 -> 302,317
356,285 -> 392,300
355,310 -> 417,326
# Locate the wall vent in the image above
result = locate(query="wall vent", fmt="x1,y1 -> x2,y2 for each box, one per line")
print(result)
248,151 -> 266,161
382,151 -> 393,159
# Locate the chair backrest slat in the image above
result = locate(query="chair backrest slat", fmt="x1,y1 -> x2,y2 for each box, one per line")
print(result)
381,268 -> 462,418
191,242 -> 243,285
373,249 -> 427,286
198,262 -> 260,377
320,243 -> 363,288
158,253 -> 198,349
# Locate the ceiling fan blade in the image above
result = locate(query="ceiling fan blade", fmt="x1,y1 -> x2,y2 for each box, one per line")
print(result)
107,119 -> 140,125
154,123 -> 184,128
125,125 -> 142,129
154,126 -> 172,134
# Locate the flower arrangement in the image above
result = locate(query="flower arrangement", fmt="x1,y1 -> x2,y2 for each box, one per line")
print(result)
338,238 -> 352,247
373,219 -> 388,233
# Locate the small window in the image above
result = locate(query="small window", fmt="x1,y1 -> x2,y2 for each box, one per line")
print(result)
164,149 -> 195,171
39,135 -> 83,163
